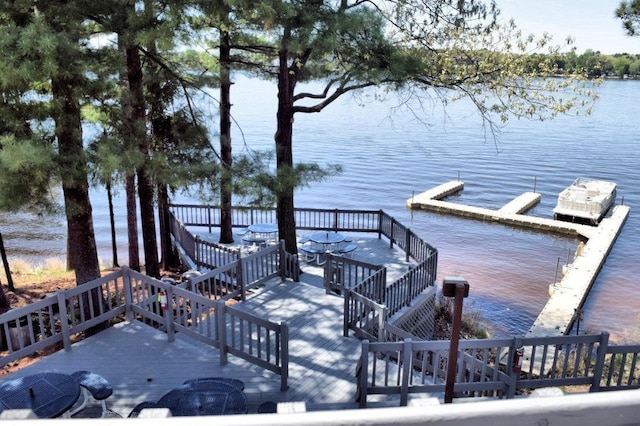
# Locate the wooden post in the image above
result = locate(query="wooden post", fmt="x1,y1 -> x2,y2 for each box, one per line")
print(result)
164,285 -> 175,342
217,300 -> 228,365
591,332 -> 610,392
57,291 -> 72,351
443,277 -> 470,404
280,322 -> 289,391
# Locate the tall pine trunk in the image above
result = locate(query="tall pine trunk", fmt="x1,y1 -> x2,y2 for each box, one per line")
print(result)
124,42 -> 160,278
106,180 -> 119,268
157,183 -> 179,269
119,32 -> 140,271
275,43 -> 298,255
219,25 -> 234,244
125,174 -> 140,270
52,74 -> 105,335
51,77 -> 101,285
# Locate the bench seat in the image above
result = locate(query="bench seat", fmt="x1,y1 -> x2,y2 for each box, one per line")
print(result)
69,371 -> 113,418
338,243 -> 358,256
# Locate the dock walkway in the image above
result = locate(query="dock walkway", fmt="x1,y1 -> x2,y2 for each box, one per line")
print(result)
528,205 -> 629,337
408,181 -> 595,238
407,181 -> 629,337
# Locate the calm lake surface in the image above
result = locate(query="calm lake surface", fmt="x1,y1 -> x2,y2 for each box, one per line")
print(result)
1,77 -> 638,343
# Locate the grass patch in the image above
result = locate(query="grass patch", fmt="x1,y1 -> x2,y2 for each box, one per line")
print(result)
435,293 -> 489,340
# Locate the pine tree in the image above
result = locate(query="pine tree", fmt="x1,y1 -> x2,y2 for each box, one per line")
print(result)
0,1 -> 101,286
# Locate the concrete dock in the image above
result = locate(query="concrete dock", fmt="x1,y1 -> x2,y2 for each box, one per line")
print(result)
407,181 -> 596,238
527,204 -> 629,337
407,181 -> 630,338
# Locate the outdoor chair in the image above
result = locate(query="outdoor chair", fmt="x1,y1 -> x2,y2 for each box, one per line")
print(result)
69,371 -> 113,418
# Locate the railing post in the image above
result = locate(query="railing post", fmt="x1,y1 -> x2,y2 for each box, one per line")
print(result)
333,209 -> 339,232
343,290 -> 351,337
389,217 -> 395,248
378,306 -> 387,342
400,339 -> 412,406
164,285 -> 175,343
280,322 -> 289,391
324,257 -> 333,294
381,269 -> 387,304
216,300 -> 228,365
195,236 -> 201,269
405,230 -> 411,262
207,205 -> 212,234
121,266 -> 134,322
506,337 -> 519,399
56,291 -> 72,352
237,257 -> 245,302
358,340 -> 370,408
591,331 -> 610,392
279,240 -> 286,282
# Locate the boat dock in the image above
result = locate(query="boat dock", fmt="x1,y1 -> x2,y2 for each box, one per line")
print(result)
407,181 -> 596,238
407,181 -> 630,338
528,204 -> 629,337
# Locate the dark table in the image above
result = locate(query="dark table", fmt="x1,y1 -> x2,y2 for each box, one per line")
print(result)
157,380 -> 247,416
0,372 -> 81,418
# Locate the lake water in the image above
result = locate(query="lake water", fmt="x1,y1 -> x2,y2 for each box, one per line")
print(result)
1,77 -> 638,343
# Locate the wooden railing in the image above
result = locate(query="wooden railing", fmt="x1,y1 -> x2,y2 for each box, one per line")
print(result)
356,332 -> 640,406
323,256 -> 385,295
219,302 -> 289,391
169,211 -> 299,281
0,267 -> 289,389
343,289 -> 387,342
169,205 -> 437,265
599,344 -> 640,391
379,212 -> 433,263
384,259 -> 436,317
326,244 -> 436,342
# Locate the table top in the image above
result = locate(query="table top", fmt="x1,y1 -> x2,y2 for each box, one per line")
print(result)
248,223 -> 278,234
157,381 -> 247,416
310,231 -> 346,245
0,372 -> 81,418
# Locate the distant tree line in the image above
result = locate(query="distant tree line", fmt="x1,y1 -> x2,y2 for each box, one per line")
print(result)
552,50 -> 640,78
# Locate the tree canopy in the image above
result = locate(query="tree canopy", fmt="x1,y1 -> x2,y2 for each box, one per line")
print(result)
0,0 -> 605,273
617,0 -> 640,36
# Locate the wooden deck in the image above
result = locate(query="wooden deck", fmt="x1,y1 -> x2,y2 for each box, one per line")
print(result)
0,236 -> 419,418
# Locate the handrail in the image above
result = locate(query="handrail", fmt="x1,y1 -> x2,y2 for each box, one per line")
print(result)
356,332 -> 628,406
343,288 -> 388,342
219,302 -> 289,391
384,255 -> 437,317
323,256 -> 384,295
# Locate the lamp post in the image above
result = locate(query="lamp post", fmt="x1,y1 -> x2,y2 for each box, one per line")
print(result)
442,276 -> 470,404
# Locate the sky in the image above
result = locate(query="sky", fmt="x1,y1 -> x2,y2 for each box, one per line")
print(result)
495,0 -> 639,54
